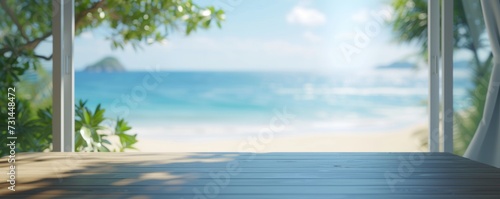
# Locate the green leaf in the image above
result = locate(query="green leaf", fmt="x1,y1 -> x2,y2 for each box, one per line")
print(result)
83,109 -> 91,124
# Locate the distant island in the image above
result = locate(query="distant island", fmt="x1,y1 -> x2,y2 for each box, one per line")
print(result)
376,60 -> 470,70
376,62 -> 414,69
83,56 -> 126,72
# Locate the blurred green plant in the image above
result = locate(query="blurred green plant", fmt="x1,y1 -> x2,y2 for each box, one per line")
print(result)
75,100 -> 138,152
390,0 -> 492,154
17,68 -> 52,111
0,99 -> 137,155
0,0 -> 225,156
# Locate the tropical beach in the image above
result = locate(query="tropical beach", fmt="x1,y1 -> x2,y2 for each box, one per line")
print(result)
75,69 -> 440,152
134,123 -> 425,152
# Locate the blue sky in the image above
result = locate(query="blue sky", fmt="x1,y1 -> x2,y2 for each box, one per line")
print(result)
40,0 -> 424,72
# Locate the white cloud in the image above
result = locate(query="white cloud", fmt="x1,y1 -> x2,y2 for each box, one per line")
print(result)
80,31 -> 94,39
176,36 -> 317,57
303,31 -> 322,43
286,5 -> 326,27
351,9 -> 370,23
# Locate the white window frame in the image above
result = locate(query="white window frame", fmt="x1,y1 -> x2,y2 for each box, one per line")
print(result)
52,0 -> 74,152
428,0 -> 454,153
441,0 -> 454,153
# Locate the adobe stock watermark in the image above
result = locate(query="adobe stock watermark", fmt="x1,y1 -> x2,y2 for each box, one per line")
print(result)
339,8 -> 393,63
6,87 -> 17,191
185,107 -> 296,199
384,99 -> 459,192
384,128 -> 439,192
382,45 -> 500,194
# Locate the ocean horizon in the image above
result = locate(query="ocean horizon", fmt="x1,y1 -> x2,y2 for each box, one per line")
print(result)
75,69 -> 471,142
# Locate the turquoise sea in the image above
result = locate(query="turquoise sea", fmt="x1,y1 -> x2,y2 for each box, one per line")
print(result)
75,69 -> 471,141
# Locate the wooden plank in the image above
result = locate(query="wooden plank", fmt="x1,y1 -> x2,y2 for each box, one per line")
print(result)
4,152 -> 476,160
8,178 -> 500,186
2,153 -> 484,161
17,167 -> 500,173
6,194 -> 500,199
6,155 -> 469,160
2,185 -> 500,195
10,172 -> 500,180
1,152 -> 499,198
10,159 -> 481,166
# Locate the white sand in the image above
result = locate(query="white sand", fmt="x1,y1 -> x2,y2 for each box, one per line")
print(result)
133,123 -> 426,152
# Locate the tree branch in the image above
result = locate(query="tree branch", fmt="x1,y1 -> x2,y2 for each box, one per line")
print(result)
0,1 -> 29,41
75,0 -> 106,28
35,54 -> 53,61
0,0 -> 105,57
0,32 -> 52,55
26,32 -> 52,49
